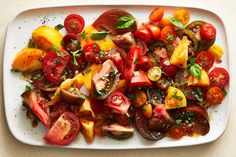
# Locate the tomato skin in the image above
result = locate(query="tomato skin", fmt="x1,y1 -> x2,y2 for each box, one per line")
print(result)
209,67 -> 230,88
114,113 -> 130,126
158,18 -> 172,29
83,43 -> 101,64
149,7 -> 164,22
136,39 -> 148,56
130,70 -> 152,87
200,23 -> 216,41
44,112 -> 80,145
137,56 -> 152,71
160,26 -> 176,43
156,77 -> 171,90
62,33 -> 78,44
146,24 -> 161,41
105,91 -> 131,114
124,47 -> 141,82
134,27 -> 152,43
206,87 -> 224,105
64,14 -> 85,34
43,50 -> 70,84
160,58 -> 177,77
168,124 -> 186,139
173,8 -> 190,26
196,51 -> 214,71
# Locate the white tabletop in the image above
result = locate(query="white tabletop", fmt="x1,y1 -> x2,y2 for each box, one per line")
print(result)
0,0 -> 236,156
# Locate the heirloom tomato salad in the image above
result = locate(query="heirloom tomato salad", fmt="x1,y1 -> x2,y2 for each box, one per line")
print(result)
11,7 -> 229,145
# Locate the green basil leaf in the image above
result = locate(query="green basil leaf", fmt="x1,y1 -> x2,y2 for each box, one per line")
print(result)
116,16 -> 135,29
54,24 -> 64,31
81,31 -> 86,39
189,63 -> 202,79
169,17 -> 185,29
25,85 -> 31,91
89,32 -> 109,40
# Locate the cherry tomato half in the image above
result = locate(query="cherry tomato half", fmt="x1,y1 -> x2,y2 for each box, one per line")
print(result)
173,8 -> 190,26
160,58 -> 177,77
135,27 -> 152,43
200,23 -> 216,41
168,124 -> 186,139
160,26 -> 176,43
105,91 -> 131,114
43,50 -> 70,84
149,7 -> 164,22
156,77 -> 171,90
206,87 -> 224,105
64,14 -> 85,34
44,112 -> 80,145
196,51 -> 214,71
83,43 -> 101,64
146,24 -> 161,41
137,56 -> 152,71
209,67 -> 230,88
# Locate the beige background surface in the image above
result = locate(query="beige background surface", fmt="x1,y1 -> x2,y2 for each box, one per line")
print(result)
0,0 -> 236,157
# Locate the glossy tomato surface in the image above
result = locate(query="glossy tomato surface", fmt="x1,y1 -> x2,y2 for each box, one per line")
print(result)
200,23 -> 216,41
209,67 -> 230,88
44,112 -> 80,145
64,14 -> 85,34
196,51 -> 214,71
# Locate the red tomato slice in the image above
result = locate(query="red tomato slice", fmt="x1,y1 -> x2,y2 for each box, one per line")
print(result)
146,24 -> 161,41
21,90 -> 50,128
209,67 -> 230,88
109,50 -> 125,78
83,43 -> 101,64
44,112 -> 80,145
134,27 -> 152,43
196,51 -> 214,71
160,26 -> 176,43
206,87 -> 224,105
49,103 -> 71,125
160,58 -> 177,77
64,14 -> 85,34
137,56 -> 152,71
130,71 -> 152,87
43,51 -> 70,84
200,23 -> 216,41
136,39 -> 148,56
124,47 -> 141,82
105,91 -> 130,114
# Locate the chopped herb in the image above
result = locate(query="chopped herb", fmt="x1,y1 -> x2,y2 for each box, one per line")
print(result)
54,24 -> 64,31
99,50 -> 105,55
60,40 -> 65,46
71,49 -> 83,66
25,85 -> 31,91
32,73 -> 41,80
134,58 -> 139,64
81,31 -> 86,39
53,58 -> 60,63
89,31 -> 110,40
28,39 -> 35,48
169,17 -> 185,29
222,88 -> 227,96
189,63 -> 202,79
116,16 -> 135,29
71,39 -> 79,45
172,90 -> 183,101
128,92 -> 135,100
50,45 -> 67,57
175,119 -> 182,127
133,71 -> 140,77
166,34 -> 174,42
189,57 -> 196,64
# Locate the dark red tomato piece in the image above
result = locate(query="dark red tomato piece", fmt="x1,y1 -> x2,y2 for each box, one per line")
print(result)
196,51 -> 214,71
83,43 -> 101,64
179,86 -> 203,101
160,58 -> 177,77
21,90 -> 50,128
134,27 -> 152,43
33,75 -> 58,92
44,112 -> 80,145
156,77 -> 171,90
137,56 -> 152,71
64,14 -> 85,34
124,47 -> 141,82
105,91 -> 130,114
68,53 -> 87,73
49,103 -> 71,125
130,71 -> 152,87
168,124 -> 186,139
43,50 -> 70,84
160,26 -> 176,43
62,33 -> 78,44
136,39 -> 148,56
209,67 -> 230,88
174,69 -> 190,83
94,120 -> 105,136
90,98 -> 105,114
92,9 -> 137,35
182,105 -> 209,135
206,87 -> 224,105
200,23 -> 216,41
108,49 -> 125,78
114,113 -> 130,126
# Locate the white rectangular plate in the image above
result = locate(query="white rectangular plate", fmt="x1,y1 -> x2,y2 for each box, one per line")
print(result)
3,4 -> 230,149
